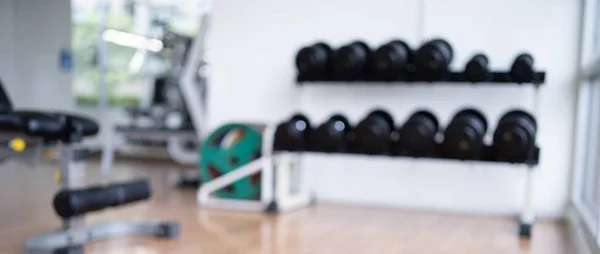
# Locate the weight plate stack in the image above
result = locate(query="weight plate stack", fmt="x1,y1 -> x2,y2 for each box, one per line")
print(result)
371,40 -> 413,81
273,114 -> 312,151
441,109 -> 488,160
464,54 -> 490,82
296,42 -> 333,81
393,110 -> 439,157
492,110 -> 537,162
510,53 -> 535,83
351,109 -> 394,155
199,124 -> 262,200
333,41 -> 372,81
415,39 -> 454,81
310,114 -> 352,153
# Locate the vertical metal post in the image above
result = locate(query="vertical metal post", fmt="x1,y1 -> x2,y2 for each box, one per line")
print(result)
260,126 -> 275,204
59,143 -> 86,231
97,2 -> 109,109
519,86 -> 542,237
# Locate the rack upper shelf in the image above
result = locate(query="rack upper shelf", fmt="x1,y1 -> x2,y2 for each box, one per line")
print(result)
297,71 -> 546,86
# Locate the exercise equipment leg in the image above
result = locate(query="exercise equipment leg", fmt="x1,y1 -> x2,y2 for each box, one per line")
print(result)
26,143 -> 179,253
26,221 -> 179,253
519,168 -> 536,238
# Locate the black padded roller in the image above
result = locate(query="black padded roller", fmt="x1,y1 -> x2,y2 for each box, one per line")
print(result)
372,40 -> 412,81
273,114 -> 312,151
510,53 -> 535,83
464,54 -> 490,82
415,39 -> 453,81
333,41 -> 371,81
53,179 -> 152,219
351,109 -> 394,155
296,42 -> 332,81
492,110 -> 537,162
394,110 -> 439,157
311,114 -> 352,152
442,109 -> 488,160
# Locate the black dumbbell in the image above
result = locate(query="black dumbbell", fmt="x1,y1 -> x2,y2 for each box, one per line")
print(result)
415,39 -> 453,81
333,41 -> 371,81
393,110 -> 439,157
273,114 -> 311,151
296,42 -> 332,81
441,109 -> 488,160
464,54 -> 490,82
372,40 -> 413,81
510,53 -> 535,83
492,110 -> 537,162
351,109 -> 394,155
310,114 -> 352,152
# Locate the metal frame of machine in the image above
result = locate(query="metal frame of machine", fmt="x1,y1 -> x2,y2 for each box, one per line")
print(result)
21,137 -> 178,253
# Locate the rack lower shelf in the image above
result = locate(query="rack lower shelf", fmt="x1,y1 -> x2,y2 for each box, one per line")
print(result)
273,145 -> 540,166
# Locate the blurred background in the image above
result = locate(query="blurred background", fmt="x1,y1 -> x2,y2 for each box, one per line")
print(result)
0,0 -> 599,253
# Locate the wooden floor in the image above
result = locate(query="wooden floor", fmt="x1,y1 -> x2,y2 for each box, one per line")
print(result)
0,159 -> 574,253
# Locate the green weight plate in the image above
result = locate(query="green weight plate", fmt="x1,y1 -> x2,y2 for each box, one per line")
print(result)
199,123 -> 262,199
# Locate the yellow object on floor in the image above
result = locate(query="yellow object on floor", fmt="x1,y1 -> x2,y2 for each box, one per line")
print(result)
9,138 -> 26,152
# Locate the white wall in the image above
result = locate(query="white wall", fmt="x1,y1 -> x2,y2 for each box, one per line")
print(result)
0,0 -> 73,110
209,0 -> 581,217
0,0 -> 18,105
13,0 -> 74,111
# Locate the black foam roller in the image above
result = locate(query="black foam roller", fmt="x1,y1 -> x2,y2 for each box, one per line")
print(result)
53,179 -> 152,219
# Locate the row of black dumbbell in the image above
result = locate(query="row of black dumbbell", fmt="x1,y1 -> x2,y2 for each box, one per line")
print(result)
274,108 -> 539,164
296,39 -> 541,83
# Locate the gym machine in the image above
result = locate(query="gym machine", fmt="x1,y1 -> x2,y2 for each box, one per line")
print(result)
102,13 -> 211,185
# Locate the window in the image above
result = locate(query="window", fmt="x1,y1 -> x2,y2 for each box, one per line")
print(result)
71,0 -> 207,107
573,0 -> 600,243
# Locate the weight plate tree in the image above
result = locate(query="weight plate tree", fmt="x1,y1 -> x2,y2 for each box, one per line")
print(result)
415,39 -> 454,81
441,109 -> 488,160
296,42 -> 333,81
351,109 -> 394,155
510,54 -> 536,83
464,54 -> 490,82
310,114 -> 352,152
273,114 -> 312,151
371,40 -> 413,81
199,124 -> 262,199
492,110 -> 537,162
393,110 -> 439,157
333,41 -> 372,81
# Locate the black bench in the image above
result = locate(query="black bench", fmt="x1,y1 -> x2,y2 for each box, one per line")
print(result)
0,79 -> 179,253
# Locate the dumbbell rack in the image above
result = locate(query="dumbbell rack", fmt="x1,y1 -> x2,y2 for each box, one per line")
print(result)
292,79 -> 543,238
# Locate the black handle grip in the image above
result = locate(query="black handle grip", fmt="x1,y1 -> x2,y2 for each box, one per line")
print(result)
53,179 -> 152,218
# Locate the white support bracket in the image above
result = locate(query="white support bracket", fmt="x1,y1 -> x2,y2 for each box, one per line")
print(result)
197,158 -> 272,212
